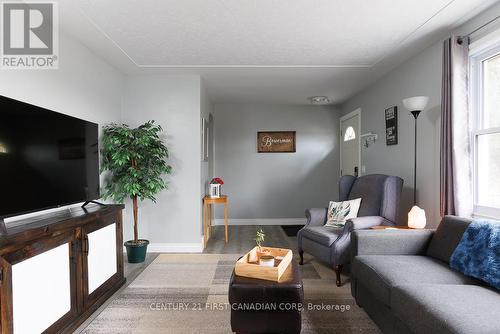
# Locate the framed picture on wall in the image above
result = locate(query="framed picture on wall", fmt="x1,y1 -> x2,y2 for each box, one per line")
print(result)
257,131 -> 296,153
385,106 -> 398,145
204,119 -> 209,161
201,117 -> 209,161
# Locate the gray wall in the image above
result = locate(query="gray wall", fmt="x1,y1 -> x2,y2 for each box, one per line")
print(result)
341,44 -> 442,227
0,33 -> 123,126
214,103 -> 340,220
122,75 -> 204,250
339,2 -> 500,228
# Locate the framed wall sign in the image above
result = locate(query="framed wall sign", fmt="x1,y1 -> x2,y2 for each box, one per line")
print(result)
204,118 -> 209,161
385,106 -> 398,146
201,117 -> 209,161
257,131 -> 296,153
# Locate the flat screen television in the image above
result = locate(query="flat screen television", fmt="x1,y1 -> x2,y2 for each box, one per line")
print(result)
0,95 -> 100,219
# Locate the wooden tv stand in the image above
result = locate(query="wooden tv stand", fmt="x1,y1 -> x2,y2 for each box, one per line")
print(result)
0,204 -> 125,333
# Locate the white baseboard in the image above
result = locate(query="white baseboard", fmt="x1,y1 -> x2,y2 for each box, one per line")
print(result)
123,241 -> 204,253
122,243 -> 203,253
212,218 -> 306,226
147,242 -> 203,253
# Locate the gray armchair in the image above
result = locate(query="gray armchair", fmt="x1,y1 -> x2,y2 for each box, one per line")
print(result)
297,174 -> 403,286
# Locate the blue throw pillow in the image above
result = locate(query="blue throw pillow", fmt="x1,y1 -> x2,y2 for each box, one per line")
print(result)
449,220 -> 500,290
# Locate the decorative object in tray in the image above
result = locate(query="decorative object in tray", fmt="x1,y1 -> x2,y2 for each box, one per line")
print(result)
254,228 -> 271,258
235,246 -> 293,282
259,255 -> 275,267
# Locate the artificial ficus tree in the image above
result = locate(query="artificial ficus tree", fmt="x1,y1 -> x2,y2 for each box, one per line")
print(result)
101,121 -> 172,244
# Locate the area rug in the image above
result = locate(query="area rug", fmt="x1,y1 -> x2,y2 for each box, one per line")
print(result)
82,254 -> 380,334
281,225 -> 305,237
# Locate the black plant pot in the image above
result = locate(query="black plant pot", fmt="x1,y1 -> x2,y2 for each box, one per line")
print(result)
124,239 -> 149,263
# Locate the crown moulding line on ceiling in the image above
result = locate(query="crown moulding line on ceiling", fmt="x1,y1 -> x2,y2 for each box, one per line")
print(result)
135,64 -> 374,68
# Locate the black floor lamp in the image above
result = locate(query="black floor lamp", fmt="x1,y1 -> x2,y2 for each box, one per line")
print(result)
403,96 -> 429,229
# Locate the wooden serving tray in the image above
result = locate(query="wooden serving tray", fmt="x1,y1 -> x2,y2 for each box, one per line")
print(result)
235,246 -> 293,282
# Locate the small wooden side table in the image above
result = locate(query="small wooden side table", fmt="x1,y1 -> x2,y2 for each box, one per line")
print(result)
370,225 -> 412,230
203,195 -> 229,248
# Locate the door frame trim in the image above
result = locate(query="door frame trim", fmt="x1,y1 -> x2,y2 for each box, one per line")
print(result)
339,108 -> 361,177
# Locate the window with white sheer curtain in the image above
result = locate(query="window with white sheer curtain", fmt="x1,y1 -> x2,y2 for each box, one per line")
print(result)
470,43 -> 500,218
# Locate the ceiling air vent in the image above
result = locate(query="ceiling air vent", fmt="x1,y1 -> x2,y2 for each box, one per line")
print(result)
309,96 -> 330,105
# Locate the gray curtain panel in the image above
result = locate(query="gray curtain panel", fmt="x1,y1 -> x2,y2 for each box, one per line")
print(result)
440,36 -> 472,217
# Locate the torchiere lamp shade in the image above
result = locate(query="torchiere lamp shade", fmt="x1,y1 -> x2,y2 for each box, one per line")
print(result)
403,96 -> 429,112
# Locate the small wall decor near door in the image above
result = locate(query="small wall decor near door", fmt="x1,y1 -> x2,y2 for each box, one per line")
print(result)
257,131 -> 296,153
385,106 -> 398,145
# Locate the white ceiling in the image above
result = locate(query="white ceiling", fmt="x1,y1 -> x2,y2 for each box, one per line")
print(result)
58,0 -> 498,105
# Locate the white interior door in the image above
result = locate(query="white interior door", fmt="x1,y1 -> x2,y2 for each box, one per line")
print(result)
340,109 -> 361,177
87,223 -> 117,294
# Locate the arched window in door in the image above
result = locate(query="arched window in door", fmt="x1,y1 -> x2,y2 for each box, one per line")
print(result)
344,126 -> 356,141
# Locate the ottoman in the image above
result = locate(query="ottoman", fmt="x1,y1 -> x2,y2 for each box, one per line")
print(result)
228,259 -> 304,334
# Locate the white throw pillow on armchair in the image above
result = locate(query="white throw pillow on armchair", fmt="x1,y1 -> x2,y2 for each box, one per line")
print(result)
325,198 -> 362,227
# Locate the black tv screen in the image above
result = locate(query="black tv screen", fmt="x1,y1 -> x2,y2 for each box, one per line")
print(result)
0,95 -> 100,218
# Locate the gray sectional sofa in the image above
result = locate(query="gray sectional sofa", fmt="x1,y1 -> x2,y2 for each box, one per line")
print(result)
351,215 -> 500,334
